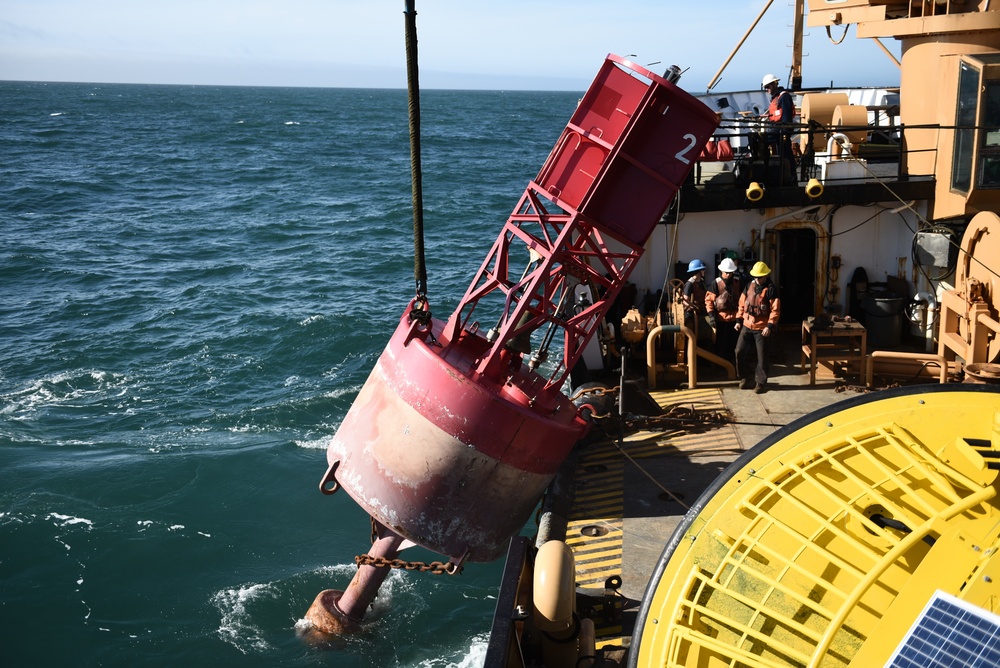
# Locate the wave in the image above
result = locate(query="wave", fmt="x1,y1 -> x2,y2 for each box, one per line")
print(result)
407,634 -> 490,668
0,369 -> 130,422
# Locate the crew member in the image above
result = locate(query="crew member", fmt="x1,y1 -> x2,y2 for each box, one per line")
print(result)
682,259 -> 710,344
734,261 -> 780,393
761,73 -> 795,171
705,257 -> 743,365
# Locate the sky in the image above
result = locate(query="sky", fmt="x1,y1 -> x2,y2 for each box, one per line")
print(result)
0,0 -> 903,92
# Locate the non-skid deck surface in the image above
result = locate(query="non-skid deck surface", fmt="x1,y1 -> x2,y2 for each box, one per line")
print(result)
565,386 -> 741,645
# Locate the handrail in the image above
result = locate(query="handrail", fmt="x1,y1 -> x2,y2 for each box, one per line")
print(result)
646,324 -> 736,389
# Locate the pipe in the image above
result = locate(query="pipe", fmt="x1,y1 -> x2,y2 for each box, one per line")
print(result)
646,324 -> 682,389
577,617 -> 596,668
646,324 -> 736,389
865,350 -> 949,387
913,291 -> 937,353
827,132 -> 852,160
302,524 -> 406,636
890,200 -> 916,214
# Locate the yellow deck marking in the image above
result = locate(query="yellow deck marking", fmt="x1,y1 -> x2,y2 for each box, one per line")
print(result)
567,386 -> 741,645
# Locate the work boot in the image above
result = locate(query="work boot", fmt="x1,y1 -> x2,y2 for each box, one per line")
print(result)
754,384 -> 767,394
739,377 -> 752,390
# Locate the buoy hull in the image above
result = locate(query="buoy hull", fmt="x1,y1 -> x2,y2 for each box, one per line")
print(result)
327,311 -> 587,562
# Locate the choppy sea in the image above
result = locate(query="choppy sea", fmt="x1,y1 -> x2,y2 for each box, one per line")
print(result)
0,80 -> 581,666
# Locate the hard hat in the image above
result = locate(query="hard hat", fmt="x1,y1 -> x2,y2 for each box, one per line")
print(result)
718,258 -> 738,273
750,261 -> 771,277
761,73 -> 780,88
687,259 -> 706,272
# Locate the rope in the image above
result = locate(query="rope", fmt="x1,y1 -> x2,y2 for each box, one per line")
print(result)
403,0 -> 427,299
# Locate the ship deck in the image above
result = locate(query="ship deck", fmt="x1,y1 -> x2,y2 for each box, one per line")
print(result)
562,328 -> 943,663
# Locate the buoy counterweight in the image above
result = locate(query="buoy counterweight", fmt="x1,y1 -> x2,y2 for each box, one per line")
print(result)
307,54 -> 719,633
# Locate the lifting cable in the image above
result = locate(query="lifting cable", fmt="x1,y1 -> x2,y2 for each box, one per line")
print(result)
403,0 -> 428,304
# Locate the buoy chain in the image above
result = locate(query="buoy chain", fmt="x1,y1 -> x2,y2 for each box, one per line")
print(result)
569,385 -> 620,401
355,554 -> 462,575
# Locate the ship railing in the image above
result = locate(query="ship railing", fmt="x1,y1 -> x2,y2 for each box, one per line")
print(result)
693,120 -> 940,190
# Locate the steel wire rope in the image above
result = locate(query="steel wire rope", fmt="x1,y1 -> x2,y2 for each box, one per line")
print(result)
404,0 -> 427,301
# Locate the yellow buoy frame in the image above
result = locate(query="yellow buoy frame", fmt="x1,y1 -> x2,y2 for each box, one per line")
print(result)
629,384 -> 1000,668
746,181 -> 764,202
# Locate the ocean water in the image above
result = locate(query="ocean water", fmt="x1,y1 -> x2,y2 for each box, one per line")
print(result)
0,81 -> 581,666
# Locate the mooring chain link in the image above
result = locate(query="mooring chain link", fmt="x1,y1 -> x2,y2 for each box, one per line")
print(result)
568,385 -> 620,401
354,554 -> 461,575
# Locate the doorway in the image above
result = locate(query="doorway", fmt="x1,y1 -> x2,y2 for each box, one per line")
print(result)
777,228 -> 817,324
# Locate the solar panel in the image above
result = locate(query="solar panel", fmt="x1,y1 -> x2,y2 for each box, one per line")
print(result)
885,590 -> 1000,668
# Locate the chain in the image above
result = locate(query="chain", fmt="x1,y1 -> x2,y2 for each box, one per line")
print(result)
568,384 -> 620,401
355,554 -> 462,575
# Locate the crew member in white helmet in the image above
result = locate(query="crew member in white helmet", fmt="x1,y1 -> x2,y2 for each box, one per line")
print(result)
705,257 -> 743,365
761,73 -> 795,171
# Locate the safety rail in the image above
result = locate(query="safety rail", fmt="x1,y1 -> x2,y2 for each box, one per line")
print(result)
692,120 -> 940,189
645,322 -> 736,390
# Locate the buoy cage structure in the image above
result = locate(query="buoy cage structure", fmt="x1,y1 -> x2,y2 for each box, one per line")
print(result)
321,54 -> 720,566
630,384 -> 1000,668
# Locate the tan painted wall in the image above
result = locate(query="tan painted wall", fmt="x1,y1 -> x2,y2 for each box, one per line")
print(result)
899,35 -> 1000,219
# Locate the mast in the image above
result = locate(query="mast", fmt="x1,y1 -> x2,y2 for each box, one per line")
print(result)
791,0 -> 804,89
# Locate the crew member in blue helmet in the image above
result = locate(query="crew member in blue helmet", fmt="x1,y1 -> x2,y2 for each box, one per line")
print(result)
682,259 -> 711,344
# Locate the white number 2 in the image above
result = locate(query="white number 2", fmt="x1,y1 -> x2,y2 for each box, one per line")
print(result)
674,133 -> 697,165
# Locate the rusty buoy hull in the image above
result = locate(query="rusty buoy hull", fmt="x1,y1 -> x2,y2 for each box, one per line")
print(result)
324,306 -> 587,562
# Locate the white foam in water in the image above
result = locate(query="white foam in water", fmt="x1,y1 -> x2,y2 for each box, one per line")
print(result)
293,436 -> 330,450
2,369 -> 128,420
409,632 -> 490,668
47,513 -> 94,528
323,379 -> 362,397
212,582 -> 276,653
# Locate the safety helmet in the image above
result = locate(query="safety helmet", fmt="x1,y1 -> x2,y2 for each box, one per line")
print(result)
761,73 -> 780,88
687,259 -> 706,272
749,261 -> 771,277
718,258 -> 738,273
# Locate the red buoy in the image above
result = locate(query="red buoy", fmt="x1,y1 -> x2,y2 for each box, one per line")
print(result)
309,54 -> 719,631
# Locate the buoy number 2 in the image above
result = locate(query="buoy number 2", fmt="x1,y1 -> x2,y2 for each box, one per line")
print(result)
674,133 -> 698,165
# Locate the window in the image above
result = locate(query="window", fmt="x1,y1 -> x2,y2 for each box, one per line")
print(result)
977,79 -> 1000,189
951,61 -> 979,193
